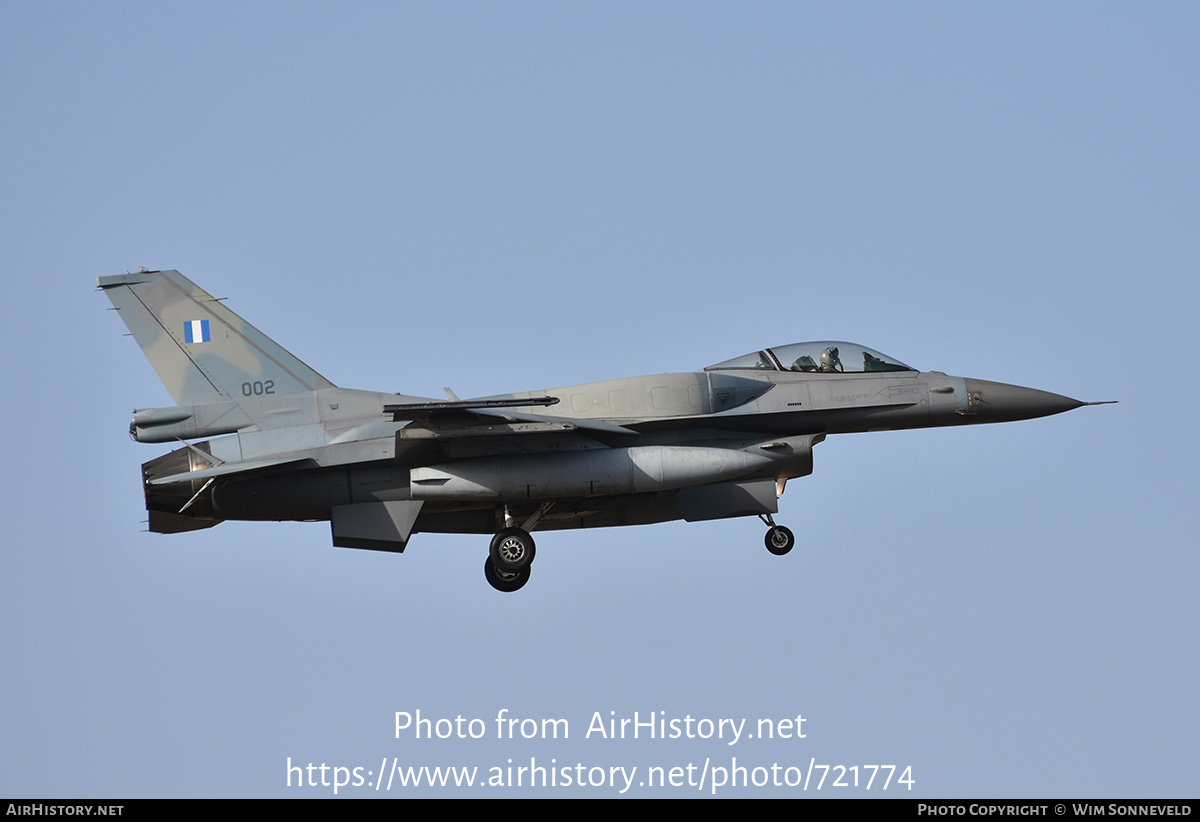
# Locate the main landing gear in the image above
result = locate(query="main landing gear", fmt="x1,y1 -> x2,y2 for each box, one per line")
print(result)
483,553 -> 532,592
484,503 -> 554,592
483,527 -> 536,593
759,513 -> 795,556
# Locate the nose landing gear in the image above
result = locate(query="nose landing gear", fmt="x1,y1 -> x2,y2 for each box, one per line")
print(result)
759,514 -> 795,556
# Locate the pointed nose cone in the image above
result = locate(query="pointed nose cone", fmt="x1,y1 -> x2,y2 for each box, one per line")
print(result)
962,378 -> 1084,422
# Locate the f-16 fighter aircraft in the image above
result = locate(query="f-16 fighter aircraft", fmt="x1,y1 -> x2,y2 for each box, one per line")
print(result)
98,269 -> 1108,592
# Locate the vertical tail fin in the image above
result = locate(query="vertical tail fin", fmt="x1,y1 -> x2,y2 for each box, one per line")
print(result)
98,269 -> 335,406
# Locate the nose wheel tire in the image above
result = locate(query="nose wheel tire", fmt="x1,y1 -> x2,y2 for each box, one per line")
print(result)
484,557 -> 531,593
489,527 -> 536,571
765,525 -> 795,556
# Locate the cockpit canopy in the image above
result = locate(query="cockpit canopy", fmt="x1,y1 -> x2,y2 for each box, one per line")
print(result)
705,341 -> 916,374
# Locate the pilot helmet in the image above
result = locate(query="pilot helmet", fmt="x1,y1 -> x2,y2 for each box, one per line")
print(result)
820,346 -> 842,371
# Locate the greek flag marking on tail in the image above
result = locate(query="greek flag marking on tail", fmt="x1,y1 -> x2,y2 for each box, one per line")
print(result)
184,319 -> 210,344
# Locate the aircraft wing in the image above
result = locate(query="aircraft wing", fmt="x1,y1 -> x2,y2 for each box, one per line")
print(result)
386,397 -> 639,440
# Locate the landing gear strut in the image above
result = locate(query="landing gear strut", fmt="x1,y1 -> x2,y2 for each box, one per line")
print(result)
759,514 -> 795,556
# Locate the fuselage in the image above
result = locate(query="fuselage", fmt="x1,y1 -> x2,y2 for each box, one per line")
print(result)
148,356 -> 1082,536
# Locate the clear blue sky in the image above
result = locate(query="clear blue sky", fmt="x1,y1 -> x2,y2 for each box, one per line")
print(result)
2,2 -> 1196,797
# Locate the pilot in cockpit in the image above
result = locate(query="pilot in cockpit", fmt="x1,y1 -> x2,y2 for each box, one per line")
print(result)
819,346 -> 844,373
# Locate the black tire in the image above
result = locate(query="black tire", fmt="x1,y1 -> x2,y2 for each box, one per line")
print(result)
484,556 -> 531,593
489,527 -> 536,571
765,525 -> 795,556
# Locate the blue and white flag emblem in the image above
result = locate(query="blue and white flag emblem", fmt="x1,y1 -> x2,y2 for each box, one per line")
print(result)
184,319 -> 210,344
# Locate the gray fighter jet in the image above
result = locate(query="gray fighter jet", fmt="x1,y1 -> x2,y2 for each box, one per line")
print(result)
99,269 -> 1109,592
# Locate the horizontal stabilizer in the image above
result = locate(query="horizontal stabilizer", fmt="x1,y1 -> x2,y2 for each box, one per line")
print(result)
148,510 -> 224,534
147,455 -> 315,486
